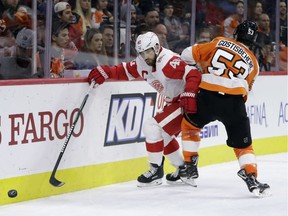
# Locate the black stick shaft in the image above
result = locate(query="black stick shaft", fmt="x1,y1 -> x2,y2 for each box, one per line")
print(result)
49,81 -> 95,187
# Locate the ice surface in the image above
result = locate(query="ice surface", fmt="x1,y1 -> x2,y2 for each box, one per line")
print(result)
0,153 -> 287,216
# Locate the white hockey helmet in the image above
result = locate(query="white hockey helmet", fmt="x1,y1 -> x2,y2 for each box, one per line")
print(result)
135,31 -> 160,55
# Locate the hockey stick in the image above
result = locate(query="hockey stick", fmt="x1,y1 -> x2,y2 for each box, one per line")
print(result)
49,80 -> 96,187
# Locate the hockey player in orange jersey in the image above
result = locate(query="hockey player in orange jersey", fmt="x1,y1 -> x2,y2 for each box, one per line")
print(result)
179,20 -> 270,196
87,32 -> 201,187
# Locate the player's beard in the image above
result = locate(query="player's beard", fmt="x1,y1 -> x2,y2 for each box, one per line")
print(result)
145,57 -> 156,67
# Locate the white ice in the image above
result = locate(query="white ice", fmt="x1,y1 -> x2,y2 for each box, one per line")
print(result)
0,153 -> 287,216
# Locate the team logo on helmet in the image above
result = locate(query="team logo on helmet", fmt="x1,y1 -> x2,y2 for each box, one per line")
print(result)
248,28 -> 254,35
234,20 -> 258,46
135,31 -> 160,54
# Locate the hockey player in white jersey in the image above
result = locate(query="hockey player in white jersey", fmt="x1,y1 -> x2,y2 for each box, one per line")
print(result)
88,32 -> 201,187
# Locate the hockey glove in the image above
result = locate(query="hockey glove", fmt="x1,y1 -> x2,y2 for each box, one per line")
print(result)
181,66 -> 201,114
88,65 -> 110,85
180,91 -> 197,114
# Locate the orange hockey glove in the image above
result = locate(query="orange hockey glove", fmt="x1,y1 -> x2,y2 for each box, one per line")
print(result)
88,65 -> 110,85
180,91 -> 197,113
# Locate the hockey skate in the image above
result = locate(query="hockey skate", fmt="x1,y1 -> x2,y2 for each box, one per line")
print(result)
237,169 -> 271,197
166,166 -> 185,184
179,155 -> 199,187
137,157 -> 164,187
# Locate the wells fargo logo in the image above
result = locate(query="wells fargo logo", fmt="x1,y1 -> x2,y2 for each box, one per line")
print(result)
0,109 -> 84,145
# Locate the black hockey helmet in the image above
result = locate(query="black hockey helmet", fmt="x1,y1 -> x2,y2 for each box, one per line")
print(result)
234,20 -> 258,47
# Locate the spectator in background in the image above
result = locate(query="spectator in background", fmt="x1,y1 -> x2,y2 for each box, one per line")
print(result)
137,0 -> 159,16
36,13 -> 46,50
0,0 -> 18,17
152,22 -> 169,49
73,0 -> 93,38
35,13 -> 46,72
0,24 -> 15,57
74,28 -> 108,69
193,27 -> 213,73
196,27 -> 212,43
279,0 -> 287,71
268,0 -> 287,71
248,1 -> 263,24
120,3 -> 138,26
160,2 -> 189,50
175,2 -> 191,41
195,0 -> 224,37
279,39 -> 287,71
0,0 -> 31,51
50,21 -> 78,78
92,0 -> 113,29
221,1 -> 244,39
119,23 -> 150,60
214,0 -> 240,17
37,0 -> 47,16
279,0 -> 287,46
132,0 -> 144,19
144,7 -> 160,28
100,24 -> 114,65
0,42 -> 15,57
119,4 -> 138,49
254,13 -> 275,71
0,0 -> 32,32
54,1 -> 84,50
0,28 -> 43,79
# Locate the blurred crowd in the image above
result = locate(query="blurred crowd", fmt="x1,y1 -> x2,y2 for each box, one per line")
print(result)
0,0 -> 287,79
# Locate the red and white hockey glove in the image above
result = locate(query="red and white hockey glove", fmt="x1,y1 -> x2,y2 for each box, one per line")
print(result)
180,91 -> 197,114
88,65 -> 110,85
181,66 -> 201,113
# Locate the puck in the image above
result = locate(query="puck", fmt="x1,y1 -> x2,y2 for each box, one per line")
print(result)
8,189 -> 18,198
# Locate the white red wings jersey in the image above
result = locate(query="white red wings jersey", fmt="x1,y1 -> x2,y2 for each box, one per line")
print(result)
109,47 -> 199,102
181,37 -> 259,96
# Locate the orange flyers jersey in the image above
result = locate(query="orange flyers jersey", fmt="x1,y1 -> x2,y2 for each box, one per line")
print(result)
181,37 -> 259,96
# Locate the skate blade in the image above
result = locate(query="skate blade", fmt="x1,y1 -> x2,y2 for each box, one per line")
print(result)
252,188 -> 272,197
166,179 -> 184,185
137,179 -> 162,188
180,177 -> 197,187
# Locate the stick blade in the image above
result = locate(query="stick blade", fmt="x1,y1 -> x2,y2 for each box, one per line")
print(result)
49,176 -> 65,187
